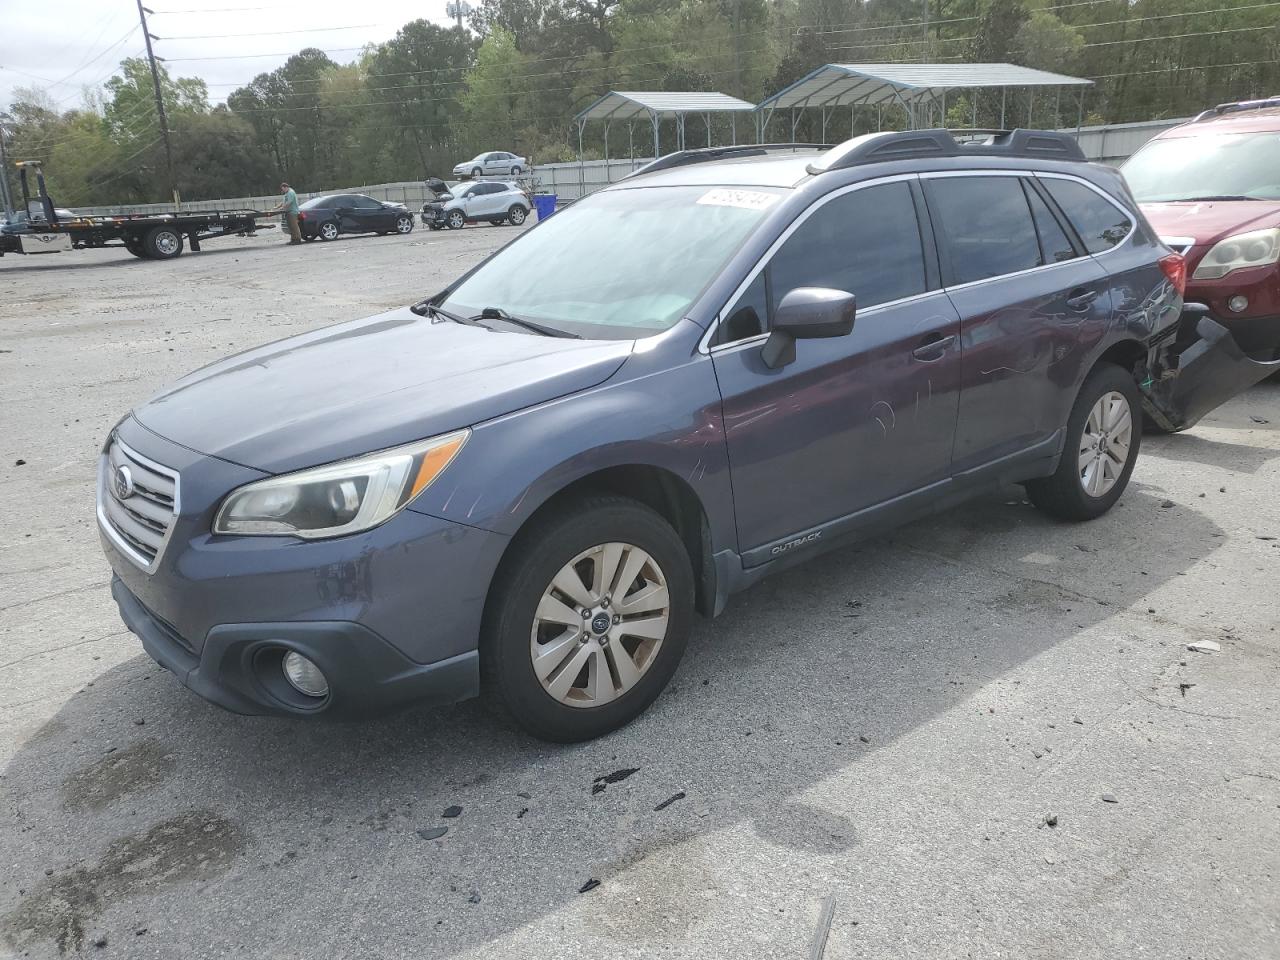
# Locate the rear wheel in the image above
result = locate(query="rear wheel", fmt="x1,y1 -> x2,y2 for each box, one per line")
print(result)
318,220 -> 339,241
1027,364 -> 1141,521
481,497 -> 693,742
511,165 -> 522,176
124,236 -> 148,258
471,167 -> 483,179
447,210 -> 466,230
507,204 -> 527,226
143,225 -> 183,260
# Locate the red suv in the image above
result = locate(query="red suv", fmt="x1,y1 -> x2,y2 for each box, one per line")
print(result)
1122,97 -> 1280,427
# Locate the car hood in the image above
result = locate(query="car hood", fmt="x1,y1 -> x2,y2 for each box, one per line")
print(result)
132,307 -> 633,474
1141,200 -> 1280,246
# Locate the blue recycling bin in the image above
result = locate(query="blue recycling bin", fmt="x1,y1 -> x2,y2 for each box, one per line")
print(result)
533,194 -> 557,221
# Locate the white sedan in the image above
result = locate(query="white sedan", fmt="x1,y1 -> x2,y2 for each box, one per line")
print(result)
453,151 -> 527,179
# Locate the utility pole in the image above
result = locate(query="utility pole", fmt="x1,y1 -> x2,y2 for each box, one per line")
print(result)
135,0 -> 179,208
0,115 -> 15,220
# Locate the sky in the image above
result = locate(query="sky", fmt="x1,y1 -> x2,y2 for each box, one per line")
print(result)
1,0 -> 461,111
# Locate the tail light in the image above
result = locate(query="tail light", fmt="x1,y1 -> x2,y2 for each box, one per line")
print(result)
298,212 -> 306,221
1159,253 -> 1186,297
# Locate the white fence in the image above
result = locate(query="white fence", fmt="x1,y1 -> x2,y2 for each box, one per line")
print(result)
67,117 -> 1186,216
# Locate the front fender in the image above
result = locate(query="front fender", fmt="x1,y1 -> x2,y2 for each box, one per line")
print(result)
406,347 -> 734,554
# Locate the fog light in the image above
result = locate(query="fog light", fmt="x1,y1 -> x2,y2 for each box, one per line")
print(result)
1227,295 -> 1249,313
282,651 -> 329,698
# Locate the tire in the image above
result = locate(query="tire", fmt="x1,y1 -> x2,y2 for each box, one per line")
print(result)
395,214 -> 414,234
481,496 -> 694,742
1027,364 -> 1141,521
447,210 -> 466,230
143,226 -> 183,260
472,167 -> 483,179
124,237 -> 148,259
511,165 -> 522,176
318,220 -> 339,241
507,204 -> 527,226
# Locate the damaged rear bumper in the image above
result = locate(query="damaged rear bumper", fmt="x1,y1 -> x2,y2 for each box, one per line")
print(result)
1140,304 -> 1280,432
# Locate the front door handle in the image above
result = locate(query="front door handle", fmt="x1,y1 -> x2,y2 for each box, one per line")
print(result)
912,333 -> 955,361
1066,288 -> 1100,311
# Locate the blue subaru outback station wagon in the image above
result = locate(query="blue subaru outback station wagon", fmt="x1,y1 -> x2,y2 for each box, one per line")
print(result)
100,130 -> 1196,742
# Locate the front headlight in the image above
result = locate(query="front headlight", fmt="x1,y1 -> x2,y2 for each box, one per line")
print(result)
1191,227 -> 1280,280
213,430 -> 468,539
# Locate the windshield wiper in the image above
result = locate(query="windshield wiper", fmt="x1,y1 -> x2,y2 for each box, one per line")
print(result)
478,306 -> 581,339
411,299 -> 489,327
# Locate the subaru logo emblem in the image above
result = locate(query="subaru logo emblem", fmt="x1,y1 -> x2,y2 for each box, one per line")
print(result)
591,613 -> 611,635
113,465 -> 135,501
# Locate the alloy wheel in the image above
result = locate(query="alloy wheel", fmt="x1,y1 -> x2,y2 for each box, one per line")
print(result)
530,542 -> 670,708
154,231 -> 179,256
509,206 -> 526,225
320,222 -> 338,240
396,215 -> 413,233
1078,390 -> 1132,497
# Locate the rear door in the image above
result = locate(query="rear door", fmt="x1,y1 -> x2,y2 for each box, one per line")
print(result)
923,172 -> 1112,477
711,177 -> 962,559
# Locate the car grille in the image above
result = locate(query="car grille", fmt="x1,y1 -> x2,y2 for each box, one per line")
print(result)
98,437 -> 180,572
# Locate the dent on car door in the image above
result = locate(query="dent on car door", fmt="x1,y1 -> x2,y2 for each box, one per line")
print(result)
711,178 -> 962,561
924,173 -> 1112,476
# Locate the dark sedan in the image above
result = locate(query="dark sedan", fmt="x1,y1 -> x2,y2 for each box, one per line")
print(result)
298,194 -> 415,241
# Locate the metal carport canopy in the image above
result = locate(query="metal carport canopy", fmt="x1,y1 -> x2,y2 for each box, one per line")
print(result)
758,63 -> 1092,111
575,91 -> 757,123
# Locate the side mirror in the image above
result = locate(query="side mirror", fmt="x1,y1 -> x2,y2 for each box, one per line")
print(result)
761,287 -> 857,369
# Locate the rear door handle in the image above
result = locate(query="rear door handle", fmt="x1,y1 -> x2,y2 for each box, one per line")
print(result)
1066,288 -> 1100,310
912,333 -> 955,361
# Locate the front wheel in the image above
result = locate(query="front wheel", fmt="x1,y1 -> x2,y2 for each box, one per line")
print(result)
1027,364 -> 1141,521
507,204 -> 527,226
481,497 -> 694,742
395,214 -> 414,234
447,210 -> 466,230
124,237 -> 148,258
511,165 -> 522,176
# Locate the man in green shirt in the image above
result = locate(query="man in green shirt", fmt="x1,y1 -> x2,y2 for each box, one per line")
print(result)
267,181 -> 302,244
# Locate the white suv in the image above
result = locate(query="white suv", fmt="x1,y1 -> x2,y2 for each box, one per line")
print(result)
423,181 -> 531,230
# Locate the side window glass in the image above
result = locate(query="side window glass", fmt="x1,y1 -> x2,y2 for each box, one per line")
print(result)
1024,182 -> 1077,264
1042,178 -> 1133,254
717,272 -> 768,346
769,181 -> 926,314
927,176 -> 1041,284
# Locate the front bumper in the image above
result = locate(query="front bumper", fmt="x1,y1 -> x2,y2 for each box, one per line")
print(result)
113,577 -> 478,718
99,417 -> 509,717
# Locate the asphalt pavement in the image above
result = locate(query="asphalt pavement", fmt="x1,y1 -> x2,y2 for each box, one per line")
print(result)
1,226 -> 1277,960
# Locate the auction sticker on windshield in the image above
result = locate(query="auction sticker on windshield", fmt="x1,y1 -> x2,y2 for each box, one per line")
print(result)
696,188 -> 780,210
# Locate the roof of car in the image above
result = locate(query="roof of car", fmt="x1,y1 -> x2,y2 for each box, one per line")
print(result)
614,151 -> 826,189
1159,106 -> 1280,138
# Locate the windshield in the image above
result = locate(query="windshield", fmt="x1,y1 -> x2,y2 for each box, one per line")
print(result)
1123,131 -> 1280,202
442,185 -> 781,339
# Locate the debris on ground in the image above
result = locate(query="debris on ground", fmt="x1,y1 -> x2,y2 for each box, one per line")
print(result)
14,459 -> 26,466
416,826 -> 448,841
516,791 -> 532,800
516,808 -> 529,819
1043,813 -> 1059,828
578,878 -> 600,894
1180,682 -> 1196,697
811,894 -> 836,960
1187,640 -> 1221,654
1160,499 -> 1175,508
592,767 -> 639,795
1249,415 -> 1270,424
653,792 -> 686,812
1101,794 -> 1118,804
442,805 -> 462,818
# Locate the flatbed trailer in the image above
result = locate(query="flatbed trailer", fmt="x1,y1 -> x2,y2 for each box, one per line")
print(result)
0,160 -> 270,261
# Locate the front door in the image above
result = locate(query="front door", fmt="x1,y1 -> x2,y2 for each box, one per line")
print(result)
922,173 -> 1113,473
711,178 -> 962,559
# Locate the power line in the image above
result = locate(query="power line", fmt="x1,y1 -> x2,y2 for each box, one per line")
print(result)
1082,24 -> 1271,48
158,23 -> 382,40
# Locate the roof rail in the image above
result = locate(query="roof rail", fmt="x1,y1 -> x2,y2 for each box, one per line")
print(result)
809,128 -> 1086,174
1193,95 -> 1280,122
629,143 -> 832,178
